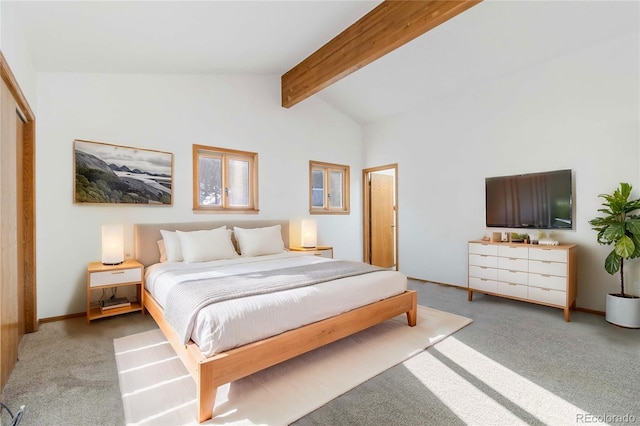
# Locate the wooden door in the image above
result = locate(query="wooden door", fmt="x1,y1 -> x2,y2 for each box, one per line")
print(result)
0,79 -> 19,389
370,173 -> 395,268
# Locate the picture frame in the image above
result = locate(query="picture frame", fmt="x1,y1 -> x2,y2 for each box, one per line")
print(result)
74,139 -> 173,205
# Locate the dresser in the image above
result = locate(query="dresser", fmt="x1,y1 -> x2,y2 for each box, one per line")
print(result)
468,241 -> 577,321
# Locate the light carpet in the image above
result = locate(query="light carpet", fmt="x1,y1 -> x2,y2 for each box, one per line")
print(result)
114,305 -> 472,425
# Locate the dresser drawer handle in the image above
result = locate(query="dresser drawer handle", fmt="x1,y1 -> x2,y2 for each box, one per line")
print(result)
111,271 -> 125,275
541,288 -> 551,292
542,274 -> 550,277
509,257 -> 517,261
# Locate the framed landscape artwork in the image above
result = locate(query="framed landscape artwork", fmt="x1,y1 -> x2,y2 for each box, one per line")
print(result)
74,139 -> 173,205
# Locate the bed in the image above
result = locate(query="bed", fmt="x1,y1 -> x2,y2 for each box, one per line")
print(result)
135,220 -> 417,423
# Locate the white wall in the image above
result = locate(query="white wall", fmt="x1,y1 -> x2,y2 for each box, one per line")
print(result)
36,73 -> 363,318
0,2 -> 37,108
363,32 -> 640,312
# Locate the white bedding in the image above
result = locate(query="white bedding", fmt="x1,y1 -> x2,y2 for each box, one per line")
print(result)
145,251 -> 407,356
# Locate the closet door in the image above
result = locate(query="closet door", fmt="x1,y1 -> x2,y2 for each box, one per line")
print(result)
0,78 -> 20,389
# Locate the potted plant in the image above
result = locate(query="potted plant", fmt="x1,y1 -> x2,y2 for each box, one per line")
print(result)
589,182 -> 640,328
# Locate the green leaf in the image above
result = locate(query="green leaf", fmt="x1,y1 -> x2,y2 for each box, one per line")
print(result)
603,222 -> 625,243
605,250 -> 621,275
614,235 -> 635,258
627,218 -> 640,235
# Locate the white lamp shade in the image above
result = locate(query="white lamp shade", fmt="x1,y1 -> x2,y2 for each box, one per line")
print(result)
301,219 -> 317,248
102,224 -> 124,265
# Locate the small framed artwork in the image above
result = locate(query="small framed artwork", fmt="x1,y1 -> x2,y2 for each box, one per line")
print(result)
74,139 -> 173,205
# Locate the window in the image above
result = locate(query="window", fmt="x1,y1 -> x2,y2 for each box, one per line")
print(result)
309,161 -> 350,214
193,144 -> 258,213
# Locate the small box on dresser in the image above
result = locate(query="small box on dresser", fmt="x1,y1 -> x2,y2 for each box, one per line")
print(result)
468,241 -> 577,321
86,259 -> 144,324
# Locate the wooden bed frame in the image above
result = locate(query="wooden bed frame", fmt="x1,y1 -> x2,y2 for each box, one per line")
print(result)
135,221 -> 418,423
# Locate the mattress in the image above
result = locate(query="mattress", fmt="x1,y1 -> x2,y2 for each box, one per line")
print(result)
145,251 -> 407,356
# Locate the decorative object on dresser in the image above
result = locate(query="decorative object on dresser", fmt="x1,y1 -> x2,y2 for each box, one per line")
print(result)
588,182 -> 640,328
86,260 -> 144,324
468,241 -> 577,321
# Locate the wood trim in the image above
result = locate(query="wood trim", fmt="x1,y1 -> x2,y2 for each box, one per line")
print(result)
0,51 -> 37,333
0,52 -> 35,122
144,288 -> 417,422
38,312 -> 86,324
362,164 -> 398,270
309,160 -> 350,214
282,0 -> 482,108
192,144 -> 259,213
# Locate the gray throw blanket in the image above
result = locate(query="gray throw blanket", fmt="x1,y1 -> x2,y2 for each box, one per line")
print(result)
165,260 -> 384,345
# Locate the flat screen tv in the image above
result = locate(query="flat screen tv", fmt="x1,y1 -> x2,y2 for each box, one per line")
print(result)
485,169 -> 573,229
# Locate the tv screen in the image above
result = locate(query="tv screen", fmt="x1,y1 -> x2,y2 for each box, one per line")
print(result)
485,169 -> 573,229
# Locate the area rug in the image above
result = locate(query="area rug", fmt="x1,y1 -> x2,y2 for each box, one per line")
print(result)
114,305 -> 472,425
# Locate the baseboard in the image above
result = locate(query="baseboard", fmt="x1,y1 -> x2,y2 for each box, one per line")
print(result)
39,312 -> 85,324
575,307 -> 605,316
408,277 -> 466,289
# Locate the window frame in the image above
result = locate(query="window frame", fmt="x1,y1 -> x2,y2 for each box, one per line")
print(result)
309,160 -> 350,214
193,144 -> 259,213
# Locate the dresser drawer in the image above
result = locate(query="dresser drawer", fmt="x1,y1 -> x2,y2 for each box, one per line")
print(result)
89,267 -> 142,287
498,282 -> 528,299
469,253 -> 498,268
498,269 -> 528,285
528,273 -> 566,291
529,260 -> 567,277
469,265 -> 498,280
498,245 -> 528,259
469,276 -> 498,293
469,243 -> 498,256
529,247 -> 567,262
498,256 -> 528,272
528,286 -> 566,306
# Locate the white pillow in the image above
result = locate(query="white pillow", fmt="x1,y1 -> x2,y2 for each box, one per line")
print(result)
157,239 -> 167,263
176,227 -> 238,263
159,230 -> 183,262
234,225 -> 285,257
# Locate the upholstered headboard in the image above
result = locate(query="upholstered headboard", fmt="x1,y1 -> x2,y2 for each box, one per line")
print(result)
134,220 -> 290,267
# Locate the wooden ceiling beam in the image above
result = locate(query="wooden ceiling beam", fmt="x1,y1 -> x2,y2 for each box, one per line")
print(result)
281,0 -> 482,108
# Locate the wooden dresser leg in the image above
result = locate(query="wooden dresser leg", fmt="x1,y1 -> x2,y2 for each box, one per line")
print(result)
468,289 -> 473,301
564,308 -> 571,322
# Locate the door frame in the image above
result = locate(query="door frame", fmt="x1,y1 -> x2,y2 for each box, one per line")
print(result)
1,51 -> 37,332
362,163 -> 398,270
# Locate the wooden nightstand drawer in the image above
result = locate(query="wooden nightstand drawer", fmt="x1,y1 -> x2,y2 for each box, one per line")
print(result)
89,267 -> 141,287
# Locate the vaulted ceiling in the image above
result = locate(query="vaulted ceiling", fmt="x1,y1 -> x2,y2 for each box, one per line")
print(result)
6,0 -> 639,123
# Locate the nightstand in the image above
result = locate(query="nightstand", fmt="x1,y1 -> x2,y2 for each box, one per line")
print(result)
86,259 -> 144,324
289,246 -> 333,259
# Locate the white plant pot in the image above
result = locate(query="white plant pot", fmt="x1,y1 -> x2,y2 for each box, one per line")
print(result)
605,293 -> 640,328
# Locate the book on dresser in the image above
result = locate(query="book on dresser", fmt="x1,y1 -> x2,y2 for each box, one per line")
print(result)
467,240 -> 577,321
100,297 -> 131,312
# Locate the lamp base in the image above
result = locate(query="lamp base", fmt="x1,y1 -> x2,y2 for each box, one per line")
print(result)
102,261 -> 124,266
